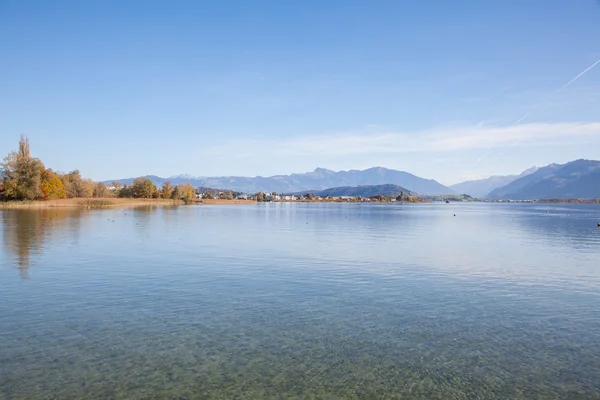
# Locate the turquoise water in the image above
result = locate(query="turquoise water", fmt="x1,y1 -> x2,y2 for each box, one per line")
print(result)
1,203 -> 600,399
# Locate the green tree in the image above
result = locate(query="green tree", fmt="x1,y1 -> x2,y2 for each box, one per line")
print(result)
132,177 -> 158,198
161,181 -> 174,199
118,185 -> 134,198
1,135 -> 44,200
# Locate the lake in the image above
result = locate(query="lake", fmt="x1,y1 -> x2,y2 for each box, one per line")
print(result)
1,203 -> 600,399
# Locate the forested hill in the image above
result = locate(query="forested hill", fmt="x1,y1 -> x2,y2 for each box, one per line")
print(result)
292,184 -> 416,198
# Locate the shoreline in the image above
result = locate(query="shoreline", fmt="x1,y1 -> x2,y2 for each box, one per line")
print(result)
0,198 -> 184,209
0,198 -> 259,209
198,199 -> 257,205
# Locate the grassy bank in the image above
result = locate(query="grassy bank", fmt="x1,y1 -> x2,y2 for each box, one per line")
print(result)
0,198 -> 184,209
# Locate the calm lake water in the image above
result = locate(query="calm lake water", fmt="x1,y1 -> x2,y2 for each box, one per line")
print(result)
1,203 -> 600,399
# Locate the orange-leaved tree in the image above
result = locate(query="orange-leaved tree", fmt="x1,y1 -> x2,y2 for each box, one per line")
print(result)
40,168 -> 66,200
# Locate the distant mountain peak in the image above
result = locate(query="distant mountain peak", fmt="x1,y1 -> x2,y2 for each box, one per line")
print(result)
313,167 -> 335,174
520,166 -> 538,176
168,173 -> 197,180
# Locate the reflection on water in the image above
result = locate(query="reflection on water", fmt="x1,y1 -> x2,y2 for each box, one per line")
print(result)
1,203 -> 600,398
1,209 -> 85,279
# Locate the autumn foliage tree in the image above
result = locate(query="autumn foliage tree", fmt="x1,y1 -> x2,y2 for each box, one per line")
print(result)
132,177 -> 158,198
40,168 -> 66,200
60,170 -> 93,198
173,183 -> 195,201
1,135 -> 44,200
93,182 -> 109,197
161,181 -> 174,199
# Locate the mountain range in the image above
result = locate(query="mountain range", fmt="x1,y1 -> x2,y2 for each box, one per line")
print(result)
449,167 -> 539,198
105,167 -> 454,196
104,159 -> 600,199
486,159 -> 600,200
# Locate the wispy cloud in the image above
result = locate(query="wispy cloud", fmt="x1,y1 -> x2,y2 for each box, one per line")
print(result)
205,121 -> 600,159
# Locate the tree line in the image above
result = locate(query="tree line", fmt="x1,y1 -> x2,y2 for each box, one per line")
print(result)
114,178 -> 196,202
0,136 -> 195,202
0,136 -> 105,201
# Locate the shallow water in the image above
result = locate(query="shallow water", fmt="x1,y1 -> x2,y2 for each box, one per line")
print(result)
1,203 -> 600,399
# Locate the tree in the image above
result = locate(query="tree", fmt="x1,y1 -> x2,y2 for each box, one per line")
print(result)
131,177 -> 158,198
370,194 -> 385,202
226,191 -> 233,200
93,182 -> 108,197
40,168 -> 66,200
256,192 -> 265,202
1,135 -> 44,200
118,185 -> 134,198
82,179 -> 95,197
203,192 -> 215,200
60,170 -> 92,198
173,183 -> 195,201
161,181 -> 174,199
112,182 -> 122,191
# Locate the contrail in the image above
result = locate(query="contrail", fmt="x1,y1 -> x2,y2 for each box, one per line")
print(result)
476,59 -> 599,165
561,58 -> 600,90
476,112 -> 530,163
513,112 -> 530,125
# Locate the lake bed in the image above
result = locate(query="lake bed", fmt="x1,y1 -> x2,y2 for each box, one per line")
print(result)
2,203 -> 600,398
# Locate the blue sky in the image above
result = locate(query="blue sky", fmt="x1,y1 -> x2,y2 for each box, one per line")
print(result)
1,0 -> 599,185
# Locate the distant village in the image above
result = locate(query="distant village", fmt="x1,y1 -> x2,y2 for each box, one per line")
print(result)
196,188 -> 419,203
191,189 -> 427,203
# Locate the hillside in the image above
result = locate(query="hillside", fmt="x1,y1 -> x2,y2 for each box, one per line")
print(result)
450,167 -> 538,198
293,184 -> 416,198
486,159 -> 600,199
104,167 -> 454,195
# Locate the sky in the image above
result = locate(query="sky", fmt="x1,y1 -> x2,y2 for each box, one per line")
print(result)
1,0 -> 599,185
